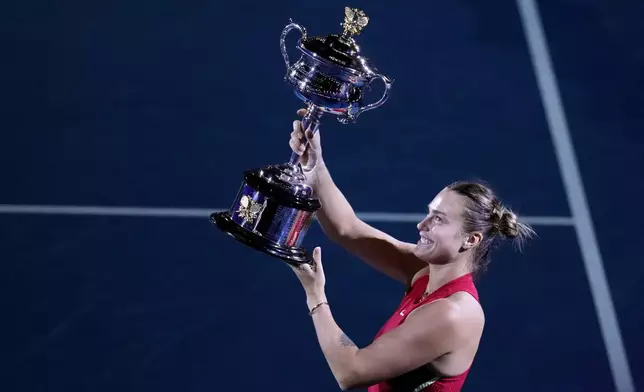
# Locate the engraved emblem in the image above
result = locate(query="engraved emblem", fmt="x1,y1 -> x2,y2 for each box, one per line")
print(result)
236,195 -> 264,223
342,7 -> 369,37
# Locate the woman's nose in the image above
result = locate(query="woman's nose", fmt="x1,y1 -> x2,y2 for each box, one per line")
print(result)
417,216 -> 429,230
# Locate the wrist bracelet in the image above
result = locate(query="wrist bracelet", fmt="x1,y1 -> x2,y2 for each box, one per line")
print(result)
309,301 -> 328,316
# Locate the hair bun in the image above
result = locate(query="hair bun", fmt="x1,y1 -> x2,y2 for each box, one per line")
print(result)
492,205 -> 519,238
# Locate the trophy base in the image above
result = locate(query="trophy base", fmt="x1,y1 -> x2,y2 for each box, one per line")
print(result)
211,164 -> 321,266
210,211 -> 312,265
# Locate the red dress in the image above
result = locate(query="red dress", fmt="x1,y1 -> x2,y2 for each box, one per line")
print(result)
367,272 -> 479,392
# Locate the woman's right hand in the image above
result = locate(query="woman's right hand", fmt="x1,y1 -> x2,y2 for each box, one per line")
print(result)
289,108 -> 324,175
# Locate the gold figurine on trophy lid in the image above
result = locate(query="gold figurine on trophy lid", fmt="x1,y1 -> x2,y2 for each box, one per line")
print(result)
341,7 -> 369,37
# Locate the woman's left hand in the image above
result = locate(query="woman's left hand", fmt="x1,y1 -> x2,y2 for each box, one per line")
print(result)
289,246 -> 326,301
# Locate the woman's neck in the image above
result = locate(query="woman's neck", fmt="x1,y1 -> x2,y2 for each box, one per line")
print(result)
425,260 -> 470,296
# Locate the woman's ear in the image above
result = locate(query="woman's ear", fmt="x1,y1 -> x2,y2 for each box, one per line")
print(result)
463,232 -> 482,250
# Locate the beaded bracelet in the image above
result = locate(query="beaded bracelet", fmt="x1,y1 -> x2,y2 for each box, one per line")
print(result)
309,301 -> 329,316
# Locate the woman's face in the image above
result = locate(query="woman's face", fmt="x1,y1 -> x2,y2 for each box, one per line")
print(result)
413,189 -> 476,264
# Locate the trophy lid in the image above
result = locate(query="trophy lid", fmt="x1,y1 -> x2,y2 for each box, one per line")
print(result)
299,7 -> 374,75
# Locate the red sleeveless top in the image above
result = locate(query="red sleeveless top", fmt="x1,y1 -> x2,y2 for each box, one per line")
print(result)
367,272 -> 479,392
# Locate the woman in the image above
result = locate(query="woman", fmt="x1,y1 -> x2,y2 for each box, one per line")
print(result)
287,109 -> 535,391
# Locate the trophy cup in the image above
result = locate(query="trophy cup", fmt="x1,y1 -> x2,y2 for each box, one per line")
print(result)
210,7 -> 393,265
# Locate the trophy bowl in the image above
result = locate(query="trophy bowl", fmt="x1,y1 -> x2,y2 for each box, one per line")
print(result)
210,7 -> 393,266
281,7 -> 393,125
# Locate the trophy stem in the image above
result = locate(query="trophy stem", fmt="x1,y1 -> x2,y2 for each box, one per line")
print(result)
288,104 -> 323,166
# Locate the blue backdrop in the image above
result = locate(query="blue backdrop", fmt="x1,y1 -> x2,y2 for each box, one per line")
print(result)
1,0 -> 642,391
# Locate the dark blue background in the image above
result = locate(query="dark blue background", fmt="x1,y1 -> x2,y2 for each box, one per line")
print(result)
1,0 -> 642,391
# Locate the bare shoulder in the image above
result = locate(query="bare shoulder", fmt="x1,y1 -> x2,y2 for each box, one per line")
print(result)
408,291 -> 484,343
447,291 -> 485,334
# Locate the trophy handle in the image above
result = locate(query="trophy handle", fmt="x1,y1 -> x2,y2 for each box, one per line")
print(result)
346,73 -> 393,122
280,20 -> 307,69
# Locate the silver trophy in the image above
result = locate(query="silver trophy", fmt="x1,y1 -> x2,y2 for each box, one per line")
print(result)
211,7 -> 393,265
